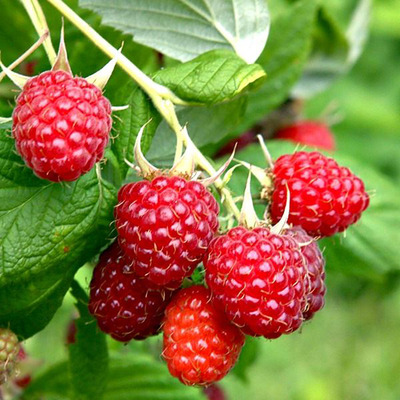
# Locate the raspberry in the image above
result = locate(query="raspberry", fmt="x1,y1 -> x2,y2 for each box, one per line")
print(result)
0,328 -> 20,385
115,175 -> 219,288
274,121 -> 336,151
215,131 -> 255,158
66,320 -> 77,345
13,347 -> 31,389
285,226 -> 326,320
162,286 -> 244,386
12,70 -> 112,182
270,151 -> 369,237
203,384 -> 226,400
88,242 -> 175,342
204,226 -> 307,339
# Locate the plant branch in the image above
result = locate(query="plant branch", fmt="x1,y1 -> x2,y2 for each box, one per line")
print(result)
45,0 -> 187,105
0,32 -> 49,83
20,0 -> 57,64
44,0 -> 241,220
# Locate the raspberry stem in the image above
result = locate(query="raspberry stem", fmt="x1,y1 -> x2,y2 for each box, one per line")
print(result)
45,0 -> 186,106
20,0 -> 57,64
44,0 -> 241,220
0,32 -> 49,83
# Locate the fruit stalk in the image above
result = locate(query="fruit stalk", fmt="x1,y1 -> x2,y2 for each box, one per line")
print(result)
20,0 -> 57,64
44,0 -> 241,220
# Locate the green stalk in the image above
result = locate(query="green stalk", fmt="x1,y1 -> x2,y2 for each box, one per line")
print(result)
43,0 -> 241,220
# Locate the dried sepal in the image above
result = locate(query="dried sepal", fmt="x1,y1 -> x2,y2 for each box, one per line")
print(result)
239,170 -> 260,229
257,134 -> 274,168
133,120 -> 159,177
51,23 -> 72,75
0,61 -> 30,88
0,117 -> 12,124
86,46 -> 122,90
0,31 -> 48,84
111,105 -> 129,112
270,185 -> 291,235
199,147 -> 236,187
234,158 -> 272,188
170,129 -> 196,178
220,164 -> 242,188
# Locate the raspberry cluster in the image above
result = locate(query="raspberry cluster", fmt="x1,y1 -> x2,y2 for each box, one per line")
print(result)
4,36 -> 370,390
86,146 -> 368,386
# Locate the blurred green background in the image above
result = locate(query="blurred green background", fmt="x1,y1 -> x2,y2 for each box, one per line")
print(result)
1,0 -> 400,399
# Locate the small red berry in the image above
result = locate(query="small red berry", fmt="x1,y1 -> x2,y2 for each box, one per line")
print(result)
215,131 -> 255,158
115,175 -> 219,288
285,226 -> 326,320
203,383 -> 227,400
66,320 -> 77,345
13,347 -> 31,389
12,70 -> 112,182
162,285 -> 244,386
0,328 -> 20,385
204,226 -> 307,339
270,151 -> 370,237
274,121 -> 336,151
89,242 -> 175,342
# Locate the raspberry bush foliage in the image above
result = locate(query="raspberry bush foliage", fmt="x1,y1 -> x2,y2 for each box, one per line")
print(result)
0,0 -> 399,399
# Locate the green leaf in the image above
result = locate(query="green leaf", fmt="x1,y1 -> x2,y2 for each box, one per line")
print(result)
346,0 -> 371,66
24,353 -> 204,400
320,152 -> 400,280
237,0 -> 316,132
153,50 -> 266,105
232,337 -> 260,382
292,6 -> 350,98
111,85 -> 161,180
231,141 -> 400,279
0,131 -> 116,339
147,97 -> 247,163
68,281 -> 109,400
79,0 -> 270,63
22,362 -> 70,400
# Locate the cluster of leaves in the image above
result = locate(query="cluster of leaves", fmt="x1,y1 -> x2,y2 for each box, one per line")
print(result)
0,0 -> 398,399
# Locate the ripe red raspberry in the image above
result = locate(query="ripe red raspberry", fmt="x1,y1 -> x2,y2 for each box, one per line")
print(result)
88,242 -> 175,342
0,328 -> 20,385
270,151 -> 369,237
115,175 -> 219,288
203,384 -> 226,400
204,226 -> 307,339
12,70 -> 112,182
274,121 -> 336,151
215,131 -> 255,158
162,285 -> 244,386
285,226 -> 326,320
